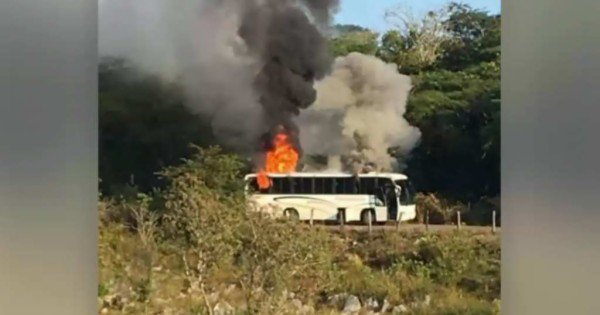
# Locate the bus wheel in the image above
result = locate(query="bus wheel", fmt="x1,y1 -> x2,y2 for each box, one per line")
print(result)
284,208 -> 300,222
361,209 -> 376,225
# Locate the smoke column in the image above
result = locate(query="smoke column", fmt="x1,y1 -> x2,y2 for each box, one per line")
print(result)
99,0 -> 338,154
297,52 -> 421,172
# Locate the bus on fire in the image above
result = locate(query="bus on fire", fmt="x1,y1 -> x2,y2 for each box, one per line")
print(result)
244,172 -> 416,224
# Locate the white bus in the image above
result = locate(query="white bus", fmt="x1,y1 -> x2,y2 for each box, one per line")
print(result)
244,172 -> 416,224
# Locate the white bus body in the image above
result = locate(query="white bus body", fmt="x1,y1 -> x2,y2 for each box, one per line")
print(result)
244,172 -> 416,224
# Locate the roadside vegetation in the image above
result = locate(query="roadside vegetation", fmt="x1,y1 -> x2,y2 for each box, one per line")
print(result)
99,147 -> 500,314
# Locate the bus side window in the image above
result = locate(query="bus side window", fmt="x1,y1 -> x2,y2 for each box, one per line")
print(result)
359,178 -> 375,194
300,178 -> 312,194
396,180 -> 415,204
323,178 -> 334,194
248,178 -> 259,193
353,176 -> 360,193
338,177 -> 355,194
333,178 -> 342,194
290,177 -> 303,194
281,178 -> 291,194
270,178 -> 282,194
315,178 -> 324,194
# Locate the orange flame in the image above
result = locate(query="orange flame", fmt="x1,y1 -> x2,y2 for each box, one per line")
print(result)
257,132 -> 299,190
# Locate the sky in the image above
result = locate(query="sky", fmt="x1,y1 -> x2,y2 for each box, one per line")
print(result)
334,0 -> 500,33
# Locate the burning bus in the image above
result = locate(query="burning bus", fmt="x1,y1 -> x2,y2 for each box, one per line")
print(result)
244,171 -> 416,224
244,125 -> 416,224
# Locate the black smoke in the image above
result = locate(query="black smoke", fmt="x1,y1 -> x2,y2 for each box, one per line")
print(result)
237,0 -> 338,154
99,0 -> 339,160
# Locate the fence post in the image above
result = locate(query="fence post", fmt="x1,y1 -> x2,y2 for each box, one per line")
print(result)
338,208 -> 345,231
310,208 -> 314,228
492,210 -> 496,234
396,212 -> 403,231
425,209 -> 429,231
457,211 -> 461,231
367,211 -> 372,236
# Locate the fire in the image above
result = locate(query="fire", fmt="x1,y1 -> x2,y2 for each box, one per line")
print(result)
257,131 -> 299,190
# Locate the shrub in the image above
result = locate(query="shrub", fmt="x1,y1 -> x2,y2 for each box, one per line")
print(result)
415,193 -> 467,224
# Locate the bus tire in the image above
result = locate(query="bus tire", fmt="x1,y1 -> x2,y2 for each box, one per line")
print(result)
361,209 -> 376,225
283,208 -> 300,222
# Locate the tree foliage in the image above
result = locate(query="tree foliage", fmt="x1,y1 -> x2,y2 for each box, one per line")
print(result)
379,6 -> 451,74
437,3 -> 501,70
99,57 -> 216,194
329,27 -> 379,57
401,3 -> 500,200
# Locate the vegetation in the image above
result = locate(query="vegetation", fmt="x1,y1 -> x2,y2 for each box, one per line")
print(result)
99,147 -> 500,314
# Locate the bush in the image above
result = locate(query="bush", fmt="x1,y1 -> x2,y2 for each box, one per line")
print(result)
465,196 -> 501,226
153,146 -> 337,311
415,193 -> 467,224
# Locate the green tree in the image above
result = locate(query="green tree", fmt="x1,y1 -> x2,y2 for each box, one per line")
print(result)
437,3 -> 501,70
378,6 -> 451,74
404,60 -> 500,200
329,25 -> 379,57
333,24 -> 370,34
99,57 -> 216,195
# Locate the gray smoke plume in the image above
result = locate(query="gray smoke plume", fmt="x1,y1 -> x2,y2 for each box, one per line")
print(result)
297,52 -> 421,173
99,0 -> 338,154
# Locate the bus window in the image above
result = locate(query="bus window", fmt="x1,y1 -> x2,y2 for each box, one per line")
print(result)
333,178 -> 343,194
314,178 -> 325,194
292,178 -> 302,193
290,177 -> 301,193
247,178 -> 259,193
281,178 -> 291,194
323,178 -> 334,194
270,178 -> 282,194
378,178 -> 393,188
335,177 -> 356,194
395,180 -> 416,205
300,178 -> 313,194
359,178 -> 376,194
314,178 -> 334,194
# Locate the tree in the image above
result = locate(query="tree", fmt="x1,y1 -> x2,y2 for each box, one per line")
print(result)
99,57 -> 217,194
332,24 -> 369,34
378,6 -> 451,74
404,60 -> 500,200
329,24 -> 379,57
437,3 -> 501,70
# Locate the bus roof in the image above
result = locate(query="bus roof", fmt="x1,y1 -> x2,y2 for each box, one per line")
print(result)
243,172 -> 408,181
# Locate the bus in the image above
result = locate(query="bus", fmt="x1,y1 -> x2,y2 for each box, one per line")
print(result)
244,172 -> 416,224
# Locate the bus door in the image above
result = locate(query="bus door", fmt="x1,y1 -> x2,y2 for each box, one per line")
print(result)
381,183 -> 398,221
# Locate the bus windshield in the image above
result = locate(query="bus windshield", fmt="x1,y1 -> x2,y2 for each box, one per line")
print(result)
395,179 -> 416,205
